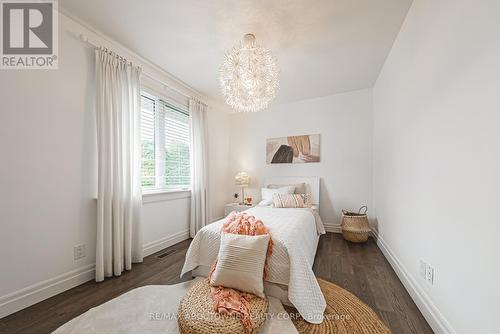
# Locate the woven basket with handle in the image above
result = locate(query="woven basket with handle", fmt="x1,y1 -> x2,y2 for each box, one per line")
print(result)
341,206 -> 370,243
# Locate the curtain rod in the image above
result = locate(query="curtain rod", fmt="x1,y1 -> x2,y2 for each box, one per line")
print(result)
79,34 -> 196,101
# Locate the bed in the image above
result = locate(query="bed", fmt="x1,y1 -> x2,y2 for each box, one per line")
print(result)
181,176 -> 327,324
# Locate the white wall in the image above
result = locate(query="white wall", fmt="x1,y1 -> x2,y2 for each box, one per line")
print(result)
0,13 -> 232,318
228,89 -> 373,229
206,100 -> 232,221
373,0 -> 500,333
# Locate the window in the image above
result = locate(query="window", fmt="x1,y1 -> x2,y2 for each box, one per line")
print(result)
140,92 -> 191,191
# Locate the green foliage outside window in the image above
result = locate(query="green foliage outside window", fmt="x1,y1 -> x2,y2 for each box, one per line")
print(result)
141,140 -> 155,188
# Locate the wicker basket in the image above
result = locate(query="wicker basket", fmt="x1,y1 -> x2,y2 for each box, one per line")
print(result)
341,206 -> 370,243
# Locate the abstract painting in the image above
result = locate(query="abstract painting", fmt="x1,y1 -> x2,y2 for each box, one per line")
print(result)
266,134 -> 320,164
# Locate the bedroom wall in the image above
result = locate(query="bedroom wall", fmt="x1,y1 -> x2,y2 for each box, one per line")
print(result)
372,0 -> 500,333
228,89 -> 373,230
0,12 -> 232,317
206,102 -> 232,221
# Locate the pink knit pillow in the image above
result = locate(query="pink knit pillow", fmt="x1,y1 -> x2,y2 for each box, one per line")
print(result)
272,193 -> 310,208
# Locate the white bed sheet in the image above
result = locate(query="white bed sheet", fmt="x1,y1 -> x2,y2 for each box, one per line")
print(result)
181,207 -> 326,324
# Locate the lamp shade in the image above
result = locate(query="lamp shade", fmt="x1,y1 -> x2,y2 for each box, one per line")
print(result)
235,172 -> 250,187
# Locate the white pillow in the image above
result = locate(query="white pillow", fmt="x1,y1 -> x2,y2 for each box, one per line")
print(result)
261,186 -> 295,202
267,183 -> 307,195
210,233 -> 270,298
257,199 -> 272,206
267,183 -> 313,206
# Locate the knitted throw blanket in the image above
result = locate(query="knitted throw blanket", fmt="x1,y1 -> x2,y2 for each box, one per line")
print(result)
208,211 -> 274,332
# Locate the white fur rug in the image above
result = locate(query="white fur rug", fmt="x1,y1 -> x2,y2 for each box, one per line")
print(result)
53,278 -> 298,334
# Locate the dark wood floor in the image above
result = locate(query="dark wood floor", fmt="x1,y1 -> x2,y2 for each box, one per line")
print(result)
0,233 -> 432,334
313,233 -> 433,334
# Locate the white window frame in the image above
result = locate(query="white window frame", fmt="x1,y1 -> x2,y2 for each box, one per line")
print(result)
140,89 -> 191,195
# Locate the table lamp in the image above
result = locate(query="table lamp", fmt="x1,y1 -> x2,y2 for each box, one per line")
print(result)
234,172 -> 250,205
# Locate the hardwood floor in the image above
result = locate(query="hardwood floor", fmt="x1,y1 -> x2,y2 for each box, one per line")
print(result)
0,234 -> 433,334
313,233 -> 433,334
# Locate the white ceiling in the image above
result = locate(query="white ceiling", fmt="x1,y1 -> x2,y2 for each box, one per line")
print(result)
60,0 -> 412,105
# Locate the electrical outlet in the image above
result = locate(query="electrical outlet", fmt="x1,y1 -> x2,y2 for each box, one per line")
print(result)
74,244 -> 86,260
425,264 -> 434,285
420,260 -> 434,285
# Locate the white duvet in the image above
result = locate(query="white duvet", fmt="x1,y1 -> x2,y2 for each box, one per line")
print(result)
180,206 -> 327,324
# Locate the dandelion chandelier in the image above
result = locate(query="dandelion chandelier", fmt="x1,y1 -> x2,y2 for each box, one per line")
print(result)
219,33 -> 279,112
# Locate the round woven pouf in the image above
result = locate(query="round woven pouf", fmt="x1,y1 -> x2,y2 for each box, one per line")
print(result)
178,279 -> 268,334
288,279 -> 391,334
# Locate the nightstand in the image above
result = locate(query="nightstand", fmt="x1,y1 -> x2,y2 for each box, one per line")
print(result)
224,203 -> 255,216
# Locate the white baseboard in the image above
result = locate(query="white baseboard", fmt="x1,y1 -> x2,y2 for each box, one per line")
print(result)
324,223 -> 380,238
372,230 -> 456,334
210,216 -> 224,223
323,222 -> 342,233
143,229 -> 190,257
0,230 -> 191,319
0,263 -> 95,319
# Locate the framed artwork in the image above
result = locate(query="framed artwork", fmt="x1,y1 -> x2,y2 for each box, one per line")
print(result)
266,134 -> 320,164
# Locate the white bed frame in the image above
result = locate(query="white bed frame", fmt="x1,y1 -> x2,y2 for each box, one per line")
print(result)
264,176 -> 320,208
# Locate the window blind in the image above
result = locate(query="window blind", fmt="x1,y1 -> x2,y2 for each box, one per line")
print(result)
140,93 -> 191,191
158,100 -> 191,189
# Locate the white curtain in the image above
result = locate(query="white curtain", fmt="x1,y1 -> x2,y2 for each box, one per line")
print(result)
95,48 -> 143,282
189,98 -> 208,237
